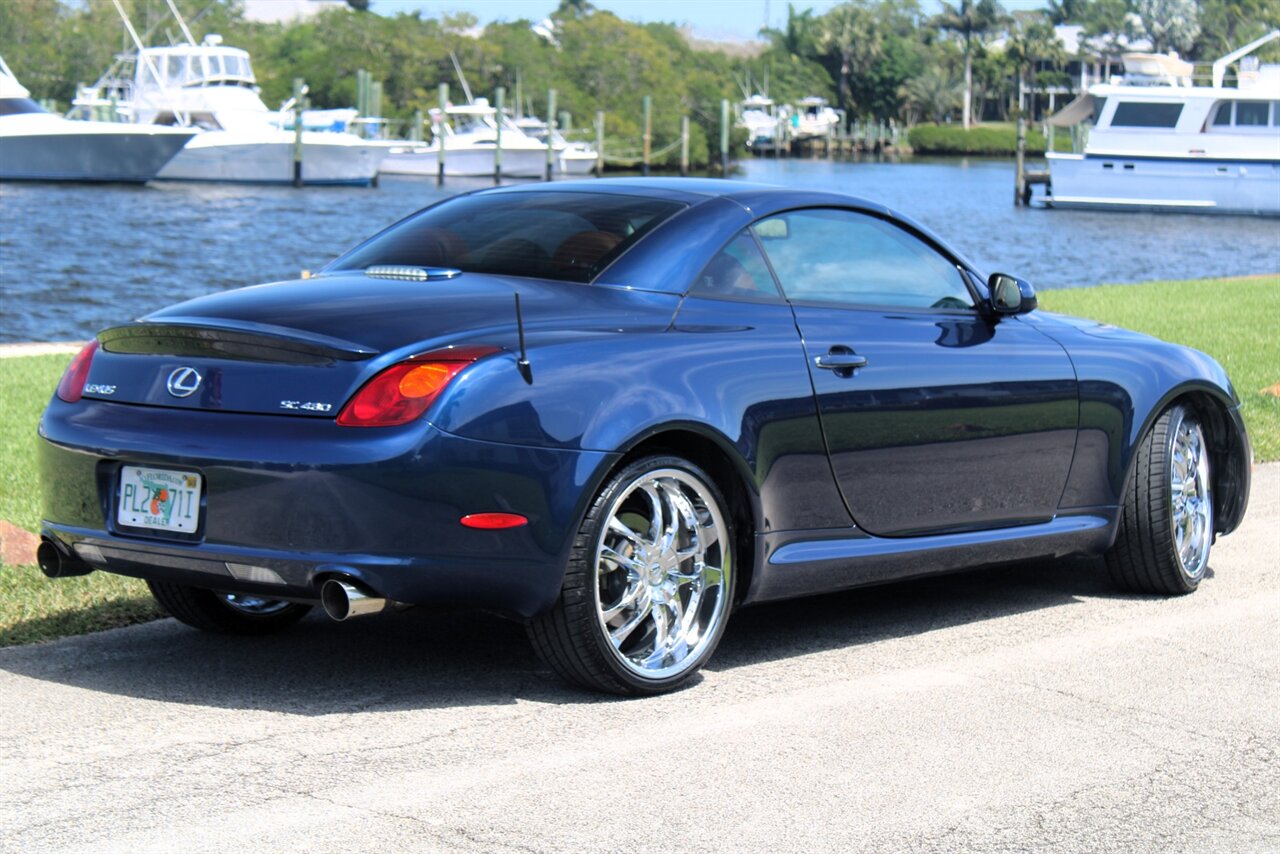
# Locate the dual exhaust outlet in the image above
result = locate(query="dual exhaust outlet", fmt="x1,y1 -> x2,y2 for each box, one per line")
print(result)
40,538 -> 389,624
319,578 -> 395,622
37,538 -> 94,579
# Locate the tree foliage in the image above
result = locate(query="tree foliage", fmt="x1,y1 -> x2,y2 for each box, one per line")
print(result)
3,0 -> 1277,144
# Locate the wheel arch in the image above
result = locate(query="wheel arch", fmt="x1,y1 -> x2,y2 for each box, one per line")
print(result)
1120,382 -> 1251,538
611,423 -> 763,607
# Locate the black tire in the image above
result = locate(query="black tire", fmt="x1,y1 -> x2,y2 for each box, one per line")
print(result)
147,580 -> 312,635
1105,403 -> 1214,595
527,455 -> 736,695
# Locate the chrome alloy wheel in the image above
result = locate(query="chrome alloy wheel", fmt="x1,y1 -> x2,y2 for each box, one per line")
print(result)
220,593 -> 295,616
594,468 -> 731,681
1170,416 -> 1213,580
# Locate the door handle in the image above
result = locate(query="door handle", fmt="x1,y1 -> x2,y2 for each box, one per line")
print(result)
814,352 -> 868,371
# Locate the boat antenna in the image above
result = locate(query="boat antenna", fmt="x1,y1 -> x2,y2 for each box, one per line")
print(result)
449,51 -> 474,105
164,0 -> 198,46
514,293 -> 532,383
110,0 -> 169,95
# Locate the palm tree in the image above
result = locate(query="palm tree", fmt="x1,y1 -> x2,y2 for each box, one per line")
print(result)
900,67 -> 962,124
1003,14 -> 1066,115
760,4 -> 818,58
933,0 -> 1008,129
816,4 -> 883,115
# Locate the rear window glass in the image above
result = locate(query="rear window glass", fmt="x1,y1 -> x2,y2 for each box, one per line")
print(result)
327,191 -> 685,284
1110,101 -> 1183,128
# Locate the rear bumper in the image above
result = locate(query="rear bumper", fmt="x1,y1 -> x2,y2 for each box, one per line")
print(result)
38,397 -> 617,617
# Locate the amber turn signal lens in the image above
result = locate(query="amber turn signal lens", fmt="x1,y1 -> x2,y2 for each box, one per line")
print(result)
398,363 -> 455,399
336,347 -> 500,428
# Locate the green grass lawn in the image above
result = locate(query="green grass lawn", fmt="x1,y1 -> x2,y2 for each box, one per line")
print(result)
1,273 -> 1276,647
1040,275 -> 1280,462
0,354 -> 160,646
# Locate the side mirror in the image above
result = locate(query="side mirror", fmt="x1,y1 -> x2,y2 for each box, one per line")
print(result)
988,273 -> 1037,315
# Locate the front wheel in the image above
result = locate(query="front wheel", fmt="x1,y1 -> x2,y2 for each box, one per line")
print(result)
1105,403 -> 1213,595
528,455 -> 736,695
147,580 -> 312,634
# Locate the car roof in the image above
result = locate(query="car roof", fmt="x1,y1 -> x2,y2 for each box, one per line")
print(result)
474,178 -> 982,278
479,177 -> 888,215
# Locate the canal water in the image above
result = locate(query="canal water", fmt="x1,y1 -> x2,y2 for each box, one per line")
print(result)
1,157 -> 1277,342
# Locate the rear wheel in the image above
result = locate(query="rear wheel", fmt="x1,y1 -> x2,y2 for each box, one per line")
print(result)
528,455 -> 735,695
1105,404 -> 1213,595
147,580 -> 311,634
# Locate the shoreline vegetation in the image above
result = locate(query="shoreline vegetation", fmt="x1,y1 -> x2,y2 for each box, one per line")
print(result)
907,123 -> 1047,156
8,1 -> 1279,168
1,274 -> 1276,647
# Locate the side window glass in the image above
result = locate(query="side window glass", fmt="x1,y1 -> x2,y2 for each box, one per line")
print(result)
690,230 -> 781,299
1236,101 -> 1269,126
754,209 -> 974,310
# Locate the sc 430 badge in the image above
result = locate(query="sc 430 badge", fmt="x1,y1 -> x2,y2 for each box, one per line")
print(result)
280,400 -> 333,412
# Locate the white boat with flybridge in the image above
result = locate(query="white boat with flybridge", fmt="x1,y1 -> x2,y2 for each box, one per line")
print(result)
70,4 -> 385,186
0,56 -> 193,183
738,94 -> 777,149
1046,30 -> 1280,215
791,96 -> 840,140
379,100 -> 548,178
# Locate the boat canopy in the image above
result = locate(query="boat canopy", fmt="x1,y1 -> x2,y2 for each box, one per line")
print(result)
1120,53 -> 1195,86
1047,93 -> 1096,127
136,41 -> 256,90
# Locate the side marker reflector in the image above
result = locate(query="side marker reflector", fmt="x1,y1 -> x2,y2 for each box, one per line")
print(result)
460,513 -> 528,530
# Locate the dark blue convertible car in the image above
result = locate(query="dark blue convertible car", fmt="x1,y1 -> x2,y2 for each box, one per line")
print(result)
37,179 -> 1251,694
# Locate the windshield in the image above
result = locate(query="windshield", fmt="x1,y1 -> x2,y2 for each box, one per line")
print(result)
327,191 -> 685,284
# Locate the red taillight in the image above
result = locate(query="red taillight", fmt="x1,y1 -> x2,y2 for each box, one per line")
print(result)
56,341 -> 99,403
460,512 -> 529,529
336,347 -> 498,428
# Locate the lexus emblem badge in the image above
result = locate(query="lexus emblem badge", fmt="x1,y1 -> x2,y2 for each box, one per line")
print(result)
166,367 -> 203,398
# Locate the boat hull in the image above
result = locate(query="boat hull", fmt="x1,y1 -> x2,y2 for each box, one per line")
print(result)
0,130 -> 192,183
379,146 -> 549,178
558,150 -> 597,175
157,135 -> 385,185
1047,152 -> 1280,215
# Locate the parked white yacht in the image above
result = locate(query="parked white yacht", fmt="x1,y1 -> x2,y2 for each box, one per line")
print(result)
73,36 -> 386,185
1046,31 -> 1280,215
379,100 -> 548,178
791,97 -> 840,140
512,116 -> 597,175
738,94 -> 777,149
0,56 -> 193,183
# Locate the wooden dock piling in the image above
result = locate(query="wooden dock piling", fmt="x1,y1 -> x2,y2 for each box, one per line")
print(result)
595,110 -> 605,177
680,116 -> 690,177
545,89 -> 557,181
494,86 -> 504,184
642,95 -> 652,177
436,83 -> 449,185
292,78 -> 305,187
719,99 -> 729,176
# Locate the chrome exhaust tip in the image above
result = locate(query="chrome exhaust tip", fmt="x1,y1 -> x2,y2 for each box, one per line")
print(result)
320,578 -> 389,621
37,538 -> 93,579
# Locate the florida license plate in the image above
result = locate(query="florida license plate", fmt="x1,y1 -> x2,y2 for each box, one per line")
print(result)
117,466 -> 202,534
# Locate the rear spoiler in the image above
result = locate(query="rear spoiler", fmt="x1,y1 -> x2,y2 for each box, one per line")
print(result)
98,319 -> 379,365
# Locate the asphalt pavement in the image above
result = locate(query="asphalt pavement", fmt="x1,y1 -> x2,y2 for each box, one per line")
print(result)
2,465 -> 1277,853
